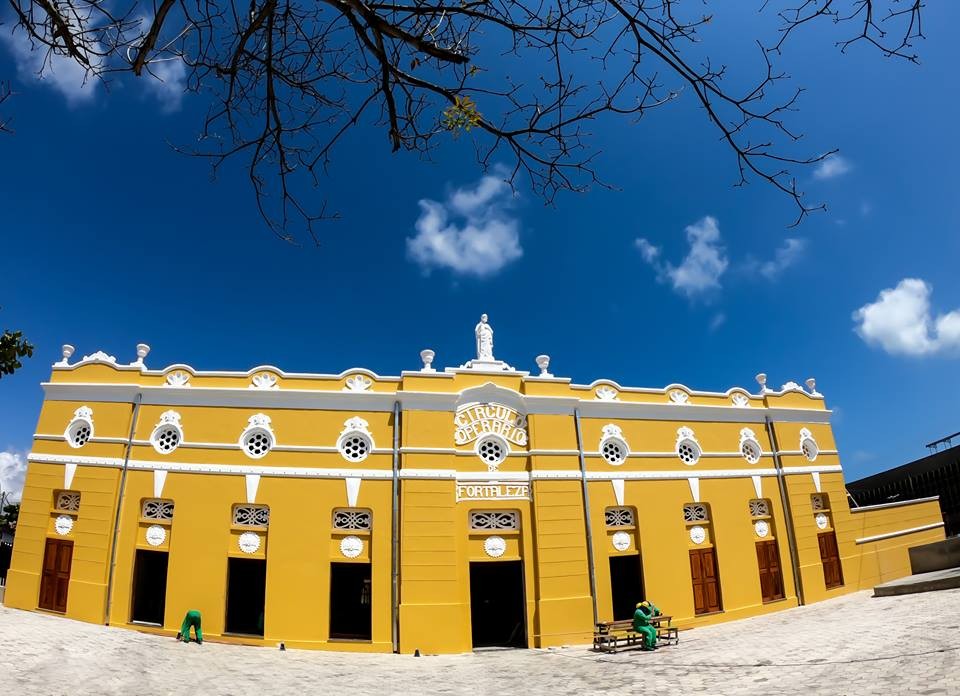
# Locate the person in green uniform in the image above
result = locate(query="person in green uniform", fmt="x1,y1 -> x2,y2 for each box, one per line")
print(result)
178,610 -> 203,644
632,601 -> 660,650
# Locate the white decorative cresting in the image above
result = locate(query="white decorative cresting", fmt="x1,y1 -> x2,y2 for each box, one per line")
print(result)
689,525 -> 706,545
145,525 -> 167,547
344,374 -> 372,392
738,427 -> 762,464
150,410 -> 184,455
595,386 -> 618,401
754,520 -> 770,538
55,515 -> 74,535
165,370 -> 191,387
483,536 -> 507,558
731,393 -> 751,408
240,414 -> 275,459
668,389 -> 690,405
815,513 -> 829,530
238,532 -> 262,554
420,349 -> 436,372
805,377 -> 821,396
675,426 -> 702,465
340,536 -> 364,558
337,417 -> 374,462
611,531 -> 631,552
535,355 -> 552,377
755,373 -> 769,393
780,381 -> 802,392
64,406 -> 94,448
133,343 -> 151,366
82,350 -> 117,364
251,372 -> 279,389
599,424 -> 629,466
56,344 -> 75,366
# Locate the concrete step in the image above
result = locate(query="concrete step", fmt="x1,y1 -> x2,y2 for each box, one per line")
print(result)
873,567 -> 960,597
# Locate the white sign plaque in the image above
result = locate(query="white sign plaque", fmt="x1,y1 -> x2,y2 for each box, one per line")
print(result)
456,481 -> 531,502
454,403 -> 527,446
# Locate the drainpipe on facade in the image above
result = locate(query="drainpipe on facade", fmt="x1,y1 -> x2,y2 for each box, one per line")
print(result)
104,392 -> 142,625
574,408 -> 599,626
765,415 -> 805,606
391,400 -> 401,653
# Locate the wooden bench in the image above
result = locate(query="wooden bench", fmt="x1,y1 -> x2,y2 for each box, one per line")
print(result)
593,615 -> 678,653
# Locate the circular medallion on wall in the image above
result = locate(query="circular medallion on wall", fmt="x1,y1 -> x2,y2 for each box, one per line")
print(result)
238,531 -> 261,554
484,535 -> 507,558
145,525 -> 167,547
611,531 -> 631,552
54,515 -> 74,536
689,525 -> 706,545
340,536 -> 364,558
754,520 -> 770,539
815,513 -> 829,530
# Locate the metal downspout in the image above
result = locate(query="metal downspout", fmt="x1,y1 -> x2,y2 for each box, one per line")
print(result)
391,400 -> 401,653
104,392 -> 142,625
765,415 -> 805,606
574,408 -> 599,626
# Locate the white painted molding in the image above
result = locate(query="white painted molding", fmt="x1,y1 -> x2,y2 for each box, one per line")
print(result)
612,478 -> 625,506
64,462 -> 77,490
849,496 -> 940,513
346,477 -> 361,507
688,477 -> 700,503
812,471 -> 822,493
854,522 -> 944,545
245,474 -> 261,504
751,475 -> 762,499
153,469 -> 167,498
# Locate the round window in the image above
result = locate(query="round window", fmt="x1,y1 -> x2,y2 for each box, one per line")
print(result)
801,438 -> 819,462
242,429 -> 273,459
601,439 -> 627,465
741,440 -> 761,464
66,420 -> 92,448
152,426 -> 181,454
477,436 -> 507,467
677,440 -> 701,465
339,433 -> 371,462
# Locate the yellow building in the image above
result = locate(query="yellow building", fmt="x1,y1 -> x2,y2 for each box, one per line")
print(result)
5,317 -> 946,653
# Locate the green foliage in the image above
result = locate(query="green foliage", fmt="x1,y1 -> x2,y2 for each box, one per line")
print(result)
441,96 -> 481,137
0,329 -> 33,379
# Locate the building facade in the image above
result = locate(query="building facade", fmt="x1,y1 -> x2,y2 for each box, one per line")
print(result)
5,318 -> 946,653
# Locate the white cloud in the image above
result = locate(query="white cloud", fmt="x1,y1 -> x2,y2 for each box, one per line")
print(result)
747,238 -> 808,280
142,58 -> 187,113
1,31 -> 99,105
853,278 -> 960,357
0,452 -> 27,502
813,154 -> 851,180
406,171 -> 522,277
635,216 -> 728,299
709,313 -> 726,331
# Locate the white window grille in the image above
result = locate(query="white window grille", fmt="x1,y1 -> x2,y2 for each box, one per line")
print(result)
605,507 -> 635,527
64,406 -> 94,448
683,503 -> 708,523
469,510 -> 520,531
239,414 -> 275,459
811,494 -> 828,511
142,499 -> 174,521
55,491 -> 81,512
749,499 -> 770,518
337,417 -> 374,463
333,509 -> 372,531
150,410 -> 183,455
233,504 -> 270,528
799,428 -> 819,462
598,425 -> 628,465
675,427 -> 702,465
476,436 -> 508,470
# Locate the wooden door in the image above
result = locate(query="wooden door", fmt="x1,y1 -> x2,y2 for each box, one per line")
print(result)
817,532 -> 844,589
755,540 -> 785,602
39,539 -> 73,612
689,548 -> 722,615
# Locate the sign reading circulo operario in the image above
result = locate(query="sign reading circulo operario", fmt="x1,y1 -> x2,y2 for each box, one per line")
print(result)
454,403 -> 527,446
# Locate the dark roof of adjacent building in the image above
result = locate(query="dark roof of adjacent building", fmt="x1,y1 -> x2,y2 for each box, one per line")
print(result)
847,443 -> 960,490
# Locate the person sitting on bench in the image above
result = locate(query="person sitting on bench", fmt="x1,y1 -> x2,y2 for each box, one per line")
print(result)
632,600 -> 660,650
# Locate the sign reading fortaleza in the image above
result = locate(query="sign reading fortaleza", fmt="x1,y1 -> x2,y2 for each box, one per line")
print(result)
454,403 -> 528,446
456,481 -> 531,502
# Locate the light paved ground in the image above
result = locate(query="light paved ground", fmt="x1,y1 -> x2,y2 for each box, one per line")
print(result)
1,589 -> 958,695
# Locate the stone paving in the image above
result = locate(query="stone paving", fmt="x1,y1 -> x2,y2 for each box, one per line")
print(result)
1,589 -> 958,695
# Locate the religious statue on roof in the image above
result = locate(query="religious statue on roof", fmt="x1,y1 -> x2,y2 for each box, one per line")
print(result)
475,314 -> 494,361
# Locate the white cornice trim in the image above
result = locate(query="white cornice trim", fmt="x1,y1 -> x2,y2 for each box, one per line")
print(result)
854,522 -> 944,545
849,496 -> 940,513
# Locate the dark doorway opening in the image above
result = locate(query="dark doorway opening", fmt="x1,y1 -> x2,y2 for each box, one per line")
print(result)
225,557 -> 267,636
609,554 -> 645,620
329,562 -> 372,640
39,538 -> 72,613
131,549 -> 169,625
469,560 -> 526,649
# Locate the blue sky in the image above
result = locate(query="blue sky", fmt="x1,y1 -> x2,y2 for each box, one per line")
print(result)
1,3 -> 958,497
